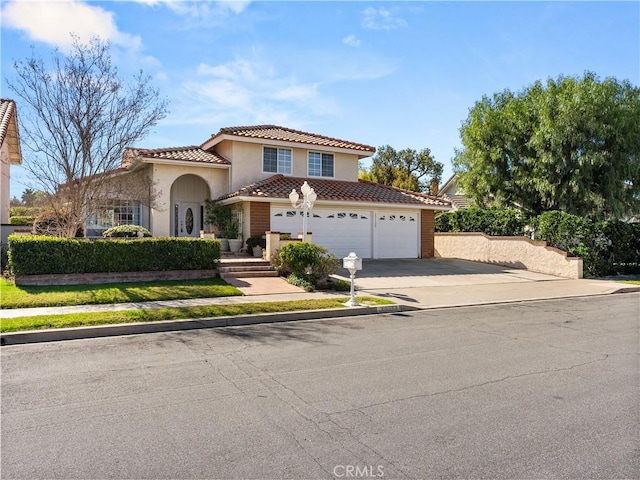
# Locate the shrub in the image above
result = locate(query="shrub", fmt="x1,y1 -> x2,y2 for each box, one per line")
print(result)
279,242 -> 340,290
1,242 -> 8,273
8,235 -> 220,276
279,242 -> 325,276
103,225 -> 152,238
531,211 -> 608,277
603,221 -> 640,275
246,235 -> 266,249
435,208 -> 528,236
32,210 -> 83,237
9,216 -> 35,226
10,206 -> 44,218
286,273 -> 315,292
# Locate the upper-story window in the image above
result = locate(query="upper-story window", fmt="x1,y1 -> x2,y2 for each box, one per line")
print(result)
263,146 -> 292,175
308,152 -> 334,177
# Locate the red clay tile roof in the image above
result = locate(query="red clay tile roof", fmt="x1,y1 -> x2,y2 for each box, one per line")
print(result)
0,99 -> 21,164
216,175 -> 451,208
203,125 -> 376,153
125,146 -> 230,166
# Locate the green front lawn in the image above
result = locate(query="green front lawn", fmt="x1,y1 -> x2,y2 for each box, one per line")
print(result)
0,297 -> 394,333
0,277 -> 243,309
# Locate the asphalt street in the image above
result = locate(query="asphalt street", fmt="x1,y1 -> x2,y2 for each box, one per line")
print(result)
1,293 -> 638,479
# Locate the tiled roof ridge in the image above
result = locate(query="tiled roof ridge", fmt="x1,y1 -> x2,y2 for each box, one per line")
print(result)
206,124 -> 376,152
129,145 -> 203,154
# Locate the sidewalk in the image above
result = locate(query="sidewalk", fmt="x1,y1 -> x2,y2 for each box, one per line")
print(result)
2,276 -> 635,319
1,273 -> 637,345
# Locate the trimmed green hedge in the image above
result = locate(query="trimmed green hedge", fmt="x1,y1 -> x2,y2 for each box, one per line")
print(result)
8,216 -> 35,226
435,208 -> 528,236
8,236 -> 221,276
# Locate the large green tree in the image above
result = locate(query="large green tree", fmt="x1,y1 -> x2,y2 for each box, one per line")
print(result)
453,72 -> 640,219
360,145 -> 443,194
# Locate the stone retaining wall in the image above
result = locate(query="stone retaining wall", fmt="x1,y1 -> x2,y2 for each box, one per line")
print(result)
434,233 -> 583,279
15,269 -> 219,286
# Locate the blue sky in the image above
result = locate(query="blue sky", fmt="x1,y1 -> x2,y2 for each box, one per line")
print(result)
2,0 -> 639,199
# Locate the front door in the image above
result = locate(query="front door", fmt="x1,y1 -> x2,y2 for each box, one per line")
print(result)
177,203 -> 201,237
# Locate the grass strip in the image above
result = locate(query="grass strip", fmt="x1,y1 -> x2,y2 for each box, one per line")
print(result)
621,280 -> 640,285
0,278 -> 242,309
0,297 -> 394,333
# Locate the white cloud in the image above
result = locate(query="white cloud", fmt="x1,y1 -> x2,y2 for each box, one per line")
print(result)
176,57 -> 333,128
362,7 -> 407,30
0,0 -> 142,51
130,0 -> 250,17
343,34 -> 361,47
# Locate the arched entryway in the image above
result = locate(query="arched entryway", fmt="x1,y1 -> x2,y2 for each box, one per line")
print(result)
170,174 -> 210,237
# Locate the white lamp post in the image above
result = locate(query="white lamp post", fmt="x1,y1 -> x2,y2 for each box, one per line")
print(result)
289,181 -> 317,242
342,252 -> 362,307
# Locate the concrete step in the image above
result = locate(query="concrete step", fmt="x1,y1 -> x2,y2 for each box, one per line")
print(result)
220,270 -> 279,279
219,260 -> 270,268
218,265 -> 274,274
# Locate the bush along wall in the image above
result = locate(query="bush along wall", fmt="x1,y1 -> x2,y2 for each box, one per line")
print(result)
435,208 -> 529,236
436,209 -> 640,277
8,235 -> 221,276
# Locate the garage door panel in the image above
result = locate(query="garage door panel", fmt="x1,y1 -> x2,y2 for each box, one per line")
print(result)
374,211 -> 419,259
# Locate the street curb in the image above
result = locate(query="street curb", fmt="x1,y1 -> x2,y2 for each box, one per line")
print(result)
0,304 -> 403,346
1,287 -> 638,346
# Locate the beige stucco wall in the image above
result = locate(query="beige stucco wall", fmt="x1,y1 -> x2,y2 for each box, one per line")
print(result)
1,144 -> 10,224
150,163 -> 228,237
227,141 -> 361,192
434,232 -> 583,279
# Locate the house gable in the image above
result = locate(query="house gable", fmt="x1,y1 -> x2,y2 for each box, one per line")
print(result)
201,125 -> 376,191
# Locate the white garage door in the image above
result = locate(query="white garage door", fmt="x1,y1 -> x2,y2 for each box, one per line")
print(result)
271,207 -> 372,258
374,211 -> 419,259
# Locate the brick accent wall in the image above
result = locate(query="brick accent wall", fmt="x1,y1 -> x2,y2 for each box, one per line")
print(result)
250,201 -> 271,237
420,210 -> 435,258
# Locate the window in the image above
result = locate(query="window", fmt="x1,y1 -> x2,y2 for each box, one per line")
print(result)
87,200 -> 141,233
308,152 -> 334,177
263,147 -> 292,175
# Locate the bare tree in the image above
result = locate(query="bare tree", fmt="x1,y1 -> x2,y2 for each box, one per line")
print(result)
8,36 -> 169,236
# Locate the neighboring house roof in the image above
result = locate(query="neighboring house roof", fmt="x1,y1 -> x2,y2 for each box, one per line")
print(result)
443,194 -> 469,210
438,173 -> 472,209
201,125 -> 376,155
123,146 -> 230,167
216,174 -> 451,208
0,99 -> 22,164
439,173 -> 459,196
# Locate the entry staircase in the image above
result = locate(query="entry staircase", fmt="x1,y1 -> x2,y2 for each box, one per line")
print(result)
217,254 -> 277,279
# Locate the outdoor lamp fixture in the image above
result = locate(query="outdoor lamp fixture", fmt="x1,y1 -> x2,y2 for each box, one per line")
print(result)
289,181 -> 317,242
342,252 -> 362,307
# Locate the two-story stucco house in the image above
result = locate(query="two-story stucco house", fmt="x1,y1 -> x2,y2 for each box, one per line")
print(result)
91,125 -> 450,259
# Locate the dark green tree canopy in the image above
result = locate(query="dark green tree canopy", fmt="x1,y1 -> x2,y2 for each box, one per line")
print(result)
453,72 -> 640,219
360,145 -> 443,194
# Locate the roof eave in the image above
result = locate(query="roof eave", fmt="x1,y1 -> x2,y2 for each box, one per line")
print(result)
220,195 -> 451,210
201,133 -> 375,158
140,157 -> 230,169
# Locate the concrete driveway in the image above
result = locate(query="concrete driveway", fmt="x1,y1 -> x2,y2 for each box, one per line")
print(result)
336,258 -> 562,290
